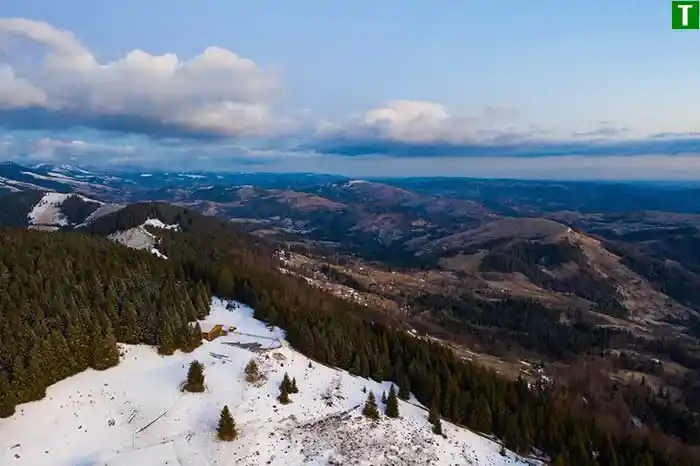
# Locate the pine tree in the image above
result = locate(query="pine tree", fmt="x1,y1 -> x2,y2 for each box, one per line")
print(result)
118,302 -> 140,344
92,324 -> 120,370
0,372 -> 16,418
278,381 -> 291,404
216,268 -> 234,296
217,405 -> 237,441
504,415 -> 522,453
290,377 -> 299,394
157,324 -> 176,355
280,372 -> 293,393
398,375 -> 411,401
428,398 -> 440,425
245,359 -> 260,383
180,322 -> 201,353
472,396 -> 493,433
381,391 -> 387,404
362,391 -> 380,420
433,416 -> 443,436
385,385 -> 399,418
184,360 -> 205,392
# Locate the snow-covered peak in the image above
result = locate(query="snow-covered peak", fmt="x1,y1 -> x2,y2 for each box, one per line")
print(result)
0,298 -> 539,466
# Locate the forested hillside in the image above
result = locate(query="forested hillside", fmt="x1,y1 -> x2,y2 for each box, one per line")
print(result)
1,203 -> 699,465
0,228 -> 210,417
81,203 -> 700,465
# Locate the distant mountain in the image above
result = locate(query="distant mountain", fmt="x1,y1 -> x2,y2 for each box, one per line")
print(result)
383,177 -> 700,215
0,190 -> 104,229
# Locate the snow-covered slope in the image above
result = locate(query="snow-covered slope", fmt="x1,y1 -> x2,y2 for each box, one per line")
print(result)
0,298 -> 539,466
26,192 -> 104,230
27,193 -> 73,230
107,218 -> 180,259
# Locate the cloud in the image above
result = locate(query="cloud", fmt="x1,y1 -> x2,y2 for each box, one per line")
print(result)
1,18 -> 699,177
0,18 -> 282,138
318,100 -> 522,144
305,100 -> 700,159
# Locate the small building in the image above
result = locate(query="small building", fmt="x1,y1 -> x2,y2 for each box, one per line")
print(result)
199,322 -> 224,341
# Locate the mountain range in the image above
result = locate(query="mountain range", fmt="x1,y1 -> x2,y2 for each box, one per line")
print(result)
2,161 -> 700,464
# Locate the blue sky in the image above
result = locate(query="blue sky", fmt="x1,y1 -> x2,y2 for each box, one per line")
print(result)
1,1 -> 699,179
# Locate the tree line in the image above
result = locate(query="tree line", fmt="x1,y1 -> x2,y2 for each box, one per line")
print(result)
0,227 -> 210,417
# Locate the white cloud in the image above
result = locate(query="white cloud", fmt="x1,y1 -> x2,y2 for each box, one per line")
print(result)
318,100 -> 644,145
0,64 -> 47,108
0,18 -> 282,137
325,100 -> 528,143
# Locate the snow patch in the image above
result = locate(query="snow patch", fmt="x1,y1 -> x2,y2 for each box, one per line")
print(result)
0,176 -> 50,192
109,227 -> 157,251
143,218 -> 180,231
20,170 -> 104,190
345,180 -> 369,186
149,248 -> 168,259
108,218 -> 179,259
27,192 -> 72,227
47,171 -> 75,180
0,298 -> 539,466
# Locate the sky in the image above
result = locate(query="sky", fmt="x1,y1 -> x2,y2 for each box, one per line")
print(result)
0,0 -> 699,179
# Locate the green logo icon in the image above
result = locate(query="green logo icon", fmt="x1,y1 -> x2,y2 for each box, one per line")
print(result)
672,1 -> 700,29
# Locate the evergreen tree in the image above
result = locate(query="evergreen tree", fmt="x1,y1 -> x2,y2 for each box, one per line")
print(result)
504,415 -> 523,453
397,375 -> 411,401
290,377 -> 299,394
385,385 -> 399,418
472,396 -> 493,433
92,324 -> 120,370
428,398 -> 440,425
184,360 -> 205,392
157,324 -> 175,355
382,391 -> 387,404
217,405 -> 237,441
278,381 -> 291,404
280,372 -> 293,393
433,416 -> 443,436
245,359 -> 261,383
0,372 -> 16,418
118,302 -> 140,344
362,391 -> 380,420
216,268 -> 235,296
183,322 -> 202,352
